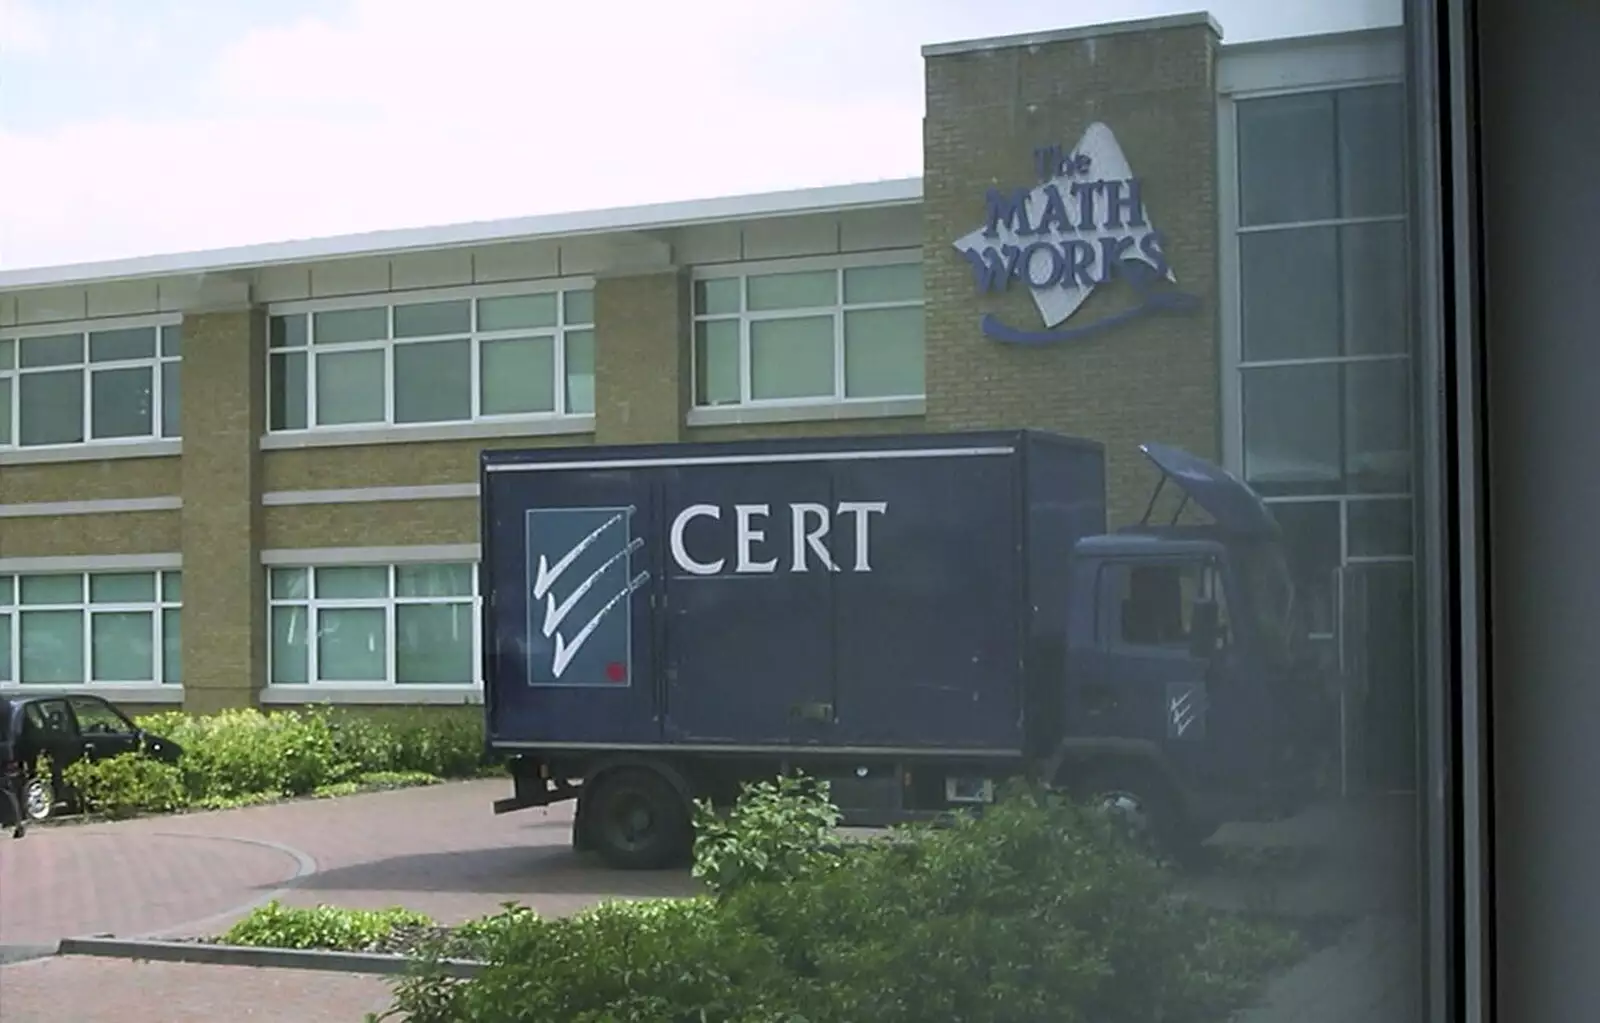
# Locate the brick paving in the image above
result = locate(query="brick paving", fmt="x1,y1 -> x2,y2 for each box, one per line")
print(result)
0,956 -> 393,1022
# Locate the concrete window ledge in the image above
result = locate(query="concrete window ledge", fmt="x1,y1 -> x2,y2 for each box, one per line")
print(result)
0,685 -> 183,705
259,416 -> 595,451
259,685 -> 484,707
0,439 -> 182,466
686,397 -> 926,428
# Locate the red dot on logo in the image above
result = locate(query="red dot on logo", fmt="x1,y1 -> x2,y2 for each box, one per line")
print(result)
605,662 -> 627,683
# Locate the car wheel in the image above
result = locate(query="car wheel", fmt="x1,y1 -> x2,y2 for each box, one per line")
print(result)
23,776 -> 53,822
582,768 -> 691,871
1075,763 -> 1204,868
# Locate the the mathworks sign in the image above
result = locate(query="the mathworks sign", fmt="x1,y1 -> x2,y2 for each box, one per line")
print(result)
953,122 -> 1200,345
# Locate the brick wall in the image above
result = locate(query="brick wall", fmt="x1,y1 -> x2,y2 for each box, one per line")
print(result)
594,270 -> 688,446
922,17 -> 1222,527
179,308 -> 266,713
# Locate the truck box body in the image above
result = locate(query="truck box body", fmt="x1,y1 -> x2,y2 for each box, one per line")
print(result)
480,430 -> 1107,759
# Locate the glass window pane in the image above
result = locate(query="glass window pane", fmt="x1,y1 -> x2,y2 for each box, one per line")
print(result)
0,338 -> 14,369
91,366 -> 154,439
480,336 -> 555,415
20,610 -> 84,683
20,575 -> 81,605
394,338 -> 471,424
0,613 -> 10,682
694,278 -> 740,316
565,329 -> 595,415
394,300 -> 471,339
844,307 -> 924,398
1266,501 -> 1342,636
1242,364 -> 1341,493
694,320 -> 740,405
749,316 -> 834,400
315,349 -> 385,425
1237,92 -> 1337,226
1337,85 -> 1407,218
843,264 -> 922,304
1345,359 -> 1412,493
88,327 -> 157,362
270,315 -> 308,349
563,290 -> 595,326
478,293 -> 556,332
270,352 -> 308,430
270,606 -> 308,683
161,324 -> 182,357
162,570 -> 182,603
90,572 -> 157,604
1342,222 -> 1410,356
1240,227 -> 1339,362
747,271 -> 837,311
19,369 -> 85,446
0,377 -> 11,446
317,607 -> 386,681
313,307 -> 387,344
0,576 -> 11,606
396,604 -> 474,683
162,608 -> 181,683
1349,498 -> 1413,558
19,334 -> 83,368
270,568 -> 308,600
160,361 -> 181,437
92,611 -> 155,682
396,564 -> 474,598
315,566 -> 389,600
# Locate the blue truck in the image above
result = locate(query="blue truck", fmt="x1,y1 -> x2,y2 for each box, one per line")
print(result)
480,429 -> 1329,869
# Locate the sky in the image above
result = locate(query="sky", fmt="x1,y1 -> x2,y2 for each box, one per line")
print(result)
0,0 -> 1400,271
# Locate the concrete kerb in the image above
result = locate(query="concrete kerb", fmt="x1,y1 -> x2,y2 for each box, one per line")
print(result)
54,936 -> 484,979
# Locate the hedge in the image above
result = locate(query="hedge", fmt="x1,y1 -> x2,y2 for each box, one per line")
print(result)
351,777 -> 1310,1023
59,705 -> 492,819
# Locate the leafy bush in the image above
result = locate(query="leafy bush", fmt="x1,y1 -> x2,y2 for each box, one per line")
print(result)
380,779 -> 1308,1023
691,773 -> 843,897
61,754 -> 186,819
54,707 -> 486,820
222,899 -> 432,952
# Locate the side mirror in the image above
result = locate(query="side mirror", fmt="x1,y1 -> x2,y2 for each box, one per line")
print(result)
1189,599 -> 1222,659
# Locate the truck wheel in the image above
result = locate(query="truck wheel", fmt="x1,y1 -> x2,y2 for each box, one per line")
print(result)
582,768 -> 691,871
1074,765 -> 1202,868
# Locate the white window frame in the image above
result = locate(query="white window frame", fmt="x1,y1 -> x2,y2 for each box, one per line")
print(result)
0,315 -> 183,453
265,562 -> 481,689
264,279 -> 596,436
0,569 -> 182,689
690,249 -> 925,414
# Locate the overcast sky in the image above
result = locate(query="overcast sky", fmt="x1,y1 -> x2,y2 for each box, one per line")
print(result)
0,0 -> 1400,271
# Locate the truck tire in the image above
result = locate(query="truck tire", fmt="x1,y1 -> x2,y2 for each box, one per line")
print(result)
1073,763 -> 1203,868
581,768 -> 692,871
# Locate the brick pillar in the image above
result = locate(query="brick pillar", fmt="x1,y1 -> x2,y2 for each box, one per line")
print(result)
593,270 -> 688,445
922,15 -> 1223,527
179,306 -> 266,713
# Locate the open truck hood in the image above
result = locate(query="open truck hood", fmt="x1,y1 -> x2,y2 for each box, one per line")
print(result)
1139,442 -> 1279,537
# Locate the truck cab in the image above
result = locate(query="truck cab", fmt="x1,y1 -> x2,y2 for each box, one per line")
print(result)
1055,443 -> 1331,852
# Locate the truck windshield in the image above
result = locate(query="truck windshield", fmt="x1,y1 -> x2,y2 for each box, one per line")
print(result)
1236,542 -> 1300,665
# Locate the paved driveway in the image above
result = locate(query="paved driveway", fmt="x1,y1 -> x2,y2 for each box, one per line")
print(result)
0,779 -> 697,950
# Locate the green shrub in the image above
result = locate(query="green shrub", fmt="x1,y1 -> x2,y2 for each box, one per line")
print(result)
62,754 -> 187,819
691,773 -> 844,897
385,708 -> 486,778
222,899 -> 433,952
381,779 -> 1307,1023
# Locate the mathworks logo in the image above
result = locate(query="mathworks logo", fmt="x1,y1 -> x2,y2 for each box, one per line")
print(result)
952,122 -> 1201,346
525,506 -> 648,686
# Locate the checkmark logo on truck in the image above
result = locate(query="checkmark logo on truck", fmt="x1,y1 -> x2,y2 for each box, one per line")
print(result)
526,506 -> 649,685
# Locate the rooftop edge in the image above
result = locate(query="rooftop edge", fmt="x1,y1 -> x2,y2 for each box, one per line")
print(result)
921,12 -> 1224,59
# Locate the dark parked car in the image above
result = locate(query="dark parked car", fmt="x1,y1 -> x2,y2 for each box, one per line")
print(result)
0,693 -> 183,833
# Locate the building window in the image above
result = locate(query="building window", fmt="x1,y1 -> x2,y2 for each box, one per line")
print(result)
0,322 -> 182,449
0,570 -> 182,686
1234,84 -> 1410,498
692,255 -> 924,407
266,285 -> 595,432
267,564 -> 479,686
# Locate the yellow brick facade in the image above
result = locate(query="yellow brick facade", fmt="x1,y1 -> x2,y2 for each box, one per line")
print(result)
1,14 -> 1228,712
